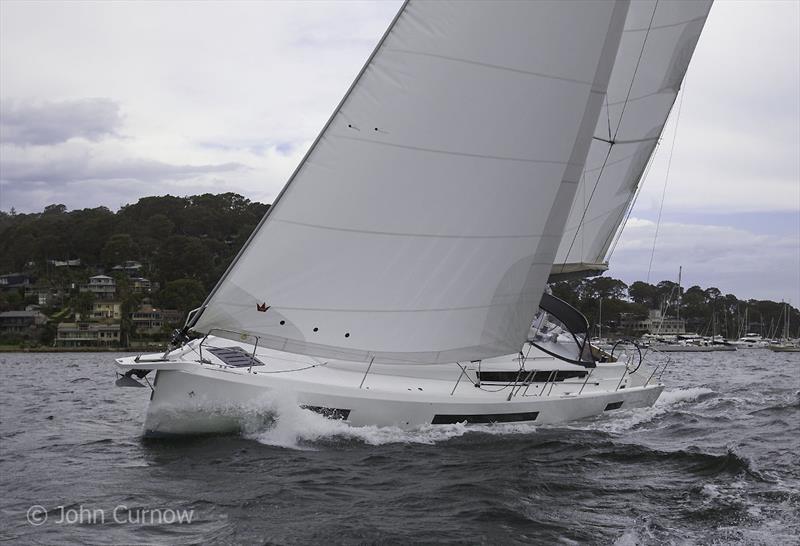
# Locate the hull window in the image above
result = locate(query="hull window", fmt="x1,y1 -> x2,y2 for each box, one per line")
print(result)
432,411 -> 539,425
302,406 -> 351,420
476,370 -> 587,383
604,401 -> 624,411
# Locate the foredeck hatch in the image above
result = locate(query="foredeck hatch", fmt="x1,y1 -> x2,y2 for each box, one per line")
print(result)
206,346 -> 264,368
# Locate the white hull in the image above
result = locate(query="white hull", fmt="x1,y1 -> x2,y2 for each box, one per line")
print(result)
117,337 -> 665,436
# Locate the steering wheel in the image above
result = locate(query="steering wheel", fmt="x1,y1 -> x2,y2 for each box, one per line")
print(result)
611,339 -> 643,374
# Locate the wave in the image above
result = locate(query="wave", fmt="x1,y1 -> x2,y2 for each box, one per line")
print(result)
245,396 -> 538,450
559,387 -> 715,434
748,394 -> 800,417
655,387 -> 715,406
154,387 -> 714,450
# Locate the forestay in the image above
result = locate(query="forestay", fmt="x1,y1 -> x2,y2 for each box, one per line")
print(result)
192,0 -> 630,364
553,0 -> 713,277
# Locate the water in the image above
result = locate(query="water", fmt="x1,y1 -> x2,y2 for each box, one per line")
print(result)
1,351 -> 798,545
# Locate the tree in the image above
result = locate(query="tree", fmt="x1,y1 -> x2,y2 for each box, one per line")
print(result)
154,235 -> 214,288
146,214 -> 175,240
704,287 -> 722,301
549,280 -> 581,308
43,204 -> 67,215
157,279 -> 207,321
582,277 -> 628,301
629,281 -> 658,308
101,234 -> 140,267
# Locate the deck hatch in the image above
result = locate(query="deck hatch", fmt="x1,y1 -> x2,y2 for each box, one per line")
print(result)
431,411 -> 539,425
604,401 -> 624,411
206,346 -> 264,368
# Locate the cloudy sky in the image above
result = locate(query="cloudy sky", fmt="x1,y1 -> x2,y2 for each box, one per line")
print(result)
1,1 -> 798,304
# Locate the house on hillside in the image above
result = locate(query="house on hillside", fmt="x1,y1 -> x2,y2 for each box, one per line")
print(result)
88,301 -> 122,321
0,310 -> 48,334
131,304 -> 181,335
112,261 -> 143,277
47,259 -> 82,268
24,285 -> 65,307
0,273 -> 34,292
620,309 -> 685,335
56,322 -> 121,347
82,275 -> 117,300
131,277 -> 152,294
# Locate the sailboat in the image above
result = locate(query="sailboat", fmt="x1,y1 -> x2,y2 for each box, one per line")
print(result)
769,302 -> 800,352
116,0 -> 713,435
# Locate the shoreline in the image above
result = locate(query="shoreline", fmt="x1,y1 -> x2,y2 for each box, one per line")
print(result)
0,346 -> 164,353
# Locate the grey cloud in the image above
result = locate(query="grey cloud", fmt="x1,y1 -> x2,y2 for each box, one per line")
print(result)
0,98 -> 123,145
610,219 -> 800,304
87,159 -> 245,183
1,150 -> 245,185
196,139 -> 297,156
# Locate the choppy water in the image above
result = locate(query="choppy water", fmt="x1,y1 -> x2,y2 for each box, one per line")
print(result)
0,351 -> 798,545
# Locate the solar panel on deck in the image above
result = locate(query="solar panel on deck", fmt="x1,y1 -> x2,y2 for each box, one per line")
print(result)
206,346 -> 264,368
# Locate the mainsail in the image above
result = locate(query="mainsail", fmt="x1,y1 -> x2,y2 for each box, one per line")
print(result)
553,0 -> 713,279
191,0 -> 630,364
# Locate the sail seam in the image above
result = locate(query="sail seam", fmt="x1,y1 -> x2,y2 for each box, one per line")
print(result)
213,294 -> 550,314
334,135 -> 582,167
624,14 -> 706,33
273,218 -> 565,240
607,87 -> 672,107
592,135 -> 659,145
383,47 -> 596,87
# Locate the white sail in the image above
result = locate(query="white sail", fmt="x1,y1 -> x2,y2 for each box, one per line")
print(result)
553,0 -> 713,277
191,0 -> 630,364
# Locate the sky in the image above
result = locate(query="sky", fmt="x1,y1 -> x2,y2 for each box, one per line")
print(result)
0,1 -> 798,304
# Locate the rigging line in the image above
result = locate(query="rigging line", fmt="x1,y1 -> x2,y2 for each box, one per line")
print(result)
603,137 -> 661,260
604,39 -> 694,264
558,142 -> 615,272
605,93 -> 612,141
557,1 -> 659,273
613,0 -> 658,140
647,82 -> 687,283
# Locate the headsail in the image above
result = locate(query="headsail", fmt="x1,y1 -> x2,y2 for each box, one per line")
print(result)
191,0 -> 630,364
553,0 -> 713,278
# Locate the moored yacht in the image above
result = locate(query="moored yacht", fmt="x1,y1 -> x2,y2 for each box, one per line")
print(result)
731,333 -> 769,349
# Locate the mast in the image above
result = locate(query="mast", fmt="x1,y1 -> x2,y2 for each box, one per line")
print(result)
786,302 -> 790,341
598,297 -> 603,340
677,265 -> 682,321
